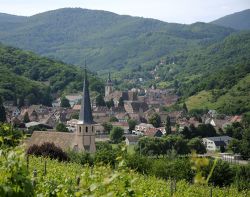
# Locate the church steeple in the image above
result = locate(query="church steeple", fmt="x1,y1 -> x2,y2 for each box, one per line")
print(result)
105,72 -> 113,99
79,66 -> 94,124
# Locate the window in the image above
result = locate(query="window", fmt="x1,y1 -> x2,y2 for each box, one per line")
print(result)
86,126 -> 88,133
92,126 -> 94,132
79,126 -> 81,133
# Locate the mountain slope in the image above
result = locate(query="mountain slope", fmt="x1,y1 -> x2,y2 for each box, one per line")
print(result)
0,43 -> 103,105
0,8 -> 234,72
155,31 -> 250,114
211,9 -> 250,30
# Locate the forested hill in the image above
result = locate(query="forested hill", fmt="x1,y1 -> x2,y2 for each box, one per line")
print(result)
155,31 -> 250,114
0,43 -> 103,105
0,8 -> 234,72
211,9 -> 250,30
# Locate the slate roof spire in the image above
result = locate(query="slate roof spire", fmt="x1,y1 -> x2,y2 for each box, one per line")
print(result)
79,62 -> 94,124
107,72 -> 112,83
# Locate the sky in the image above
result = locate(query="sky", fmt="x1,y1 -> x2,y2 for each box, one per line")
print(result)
0,0 -> 249,24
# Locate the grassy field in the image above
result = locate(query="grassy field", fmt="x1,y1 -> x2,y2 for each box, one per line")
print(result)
186,74 -> 250,113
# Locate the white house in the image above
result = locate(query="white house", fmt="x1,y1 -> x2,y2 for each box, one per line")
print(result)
202,136 -> 232,151
135,123 -> 154,132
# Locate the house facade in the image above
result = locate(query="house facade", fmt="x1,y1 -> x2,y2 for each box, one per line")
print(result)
202,136 -> 232,151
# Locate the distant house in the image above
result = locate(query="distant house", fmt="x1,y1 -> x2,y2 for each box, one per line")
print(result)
144,128 -> 163,137
11,107 -> 21,117
202,136 -> 232,151
135,123 -> 154,132
124,101 -> 148,114
125,135 -> 139,145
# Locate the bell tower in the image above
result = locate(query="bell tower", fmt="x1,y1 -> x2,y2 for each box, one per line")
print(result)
74,66 -> 96,153
105,72 -> 113,98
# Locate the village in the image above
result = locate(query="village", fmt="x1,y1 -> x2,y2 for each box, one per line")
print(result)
3,72 -> 244,155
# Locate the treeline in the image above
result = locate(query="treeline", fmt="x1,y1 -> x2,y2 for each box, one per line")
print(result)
0,43 -> 104,106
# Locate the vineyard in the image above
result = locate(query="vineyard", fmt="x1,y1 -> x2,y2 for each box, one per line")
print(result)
1,147 -> 249,197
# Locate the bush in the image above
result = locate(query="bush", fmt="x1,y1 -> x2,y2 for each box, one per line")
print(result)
0,123 -> 23,148
67,150 -> 94,166
27,142 -> 68,161
0,149 -> 34,196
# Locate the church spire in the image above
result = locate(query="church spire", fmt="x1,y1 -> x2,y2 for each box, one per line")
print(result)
79,64 -> 94,124
107,72 -> 112,83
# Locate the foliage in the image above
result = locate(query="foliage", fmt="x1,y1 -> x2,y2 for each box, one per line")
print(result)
0,96 -> 6,122
128,119 -> 137,131
148,113 -> 161,128
205,159 -> 234,187
26,155 -> 249,196
101,122 -> 113,134
0,8 -> 234,73
187,138 -> 207,154
95,94 -> 105,106
212,9 -> 250,30
109,116 -> 118,122
136,135 -> 191,156
67,150 -> 94,166
0,43 -> 103,105
27,142 -> 68,161
110,126 -> 124,143
105,99 -> 114,109
23,112 -> 30,123
165,115 -> 171,135
118,97 -> 124,108
56,123 -> 69,132
60,96 -> 70,108
0,148 -> 34,197
240,127 -> 250,159
0,123 -> 23,148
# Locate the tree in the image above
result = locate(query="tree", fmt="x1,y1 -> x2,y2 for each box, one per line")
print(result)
148,113 -> 161,128
110,126 -> 124,143
242,112 -> 250,129
180,126 -> 191,139
102,122 -> 113,134
56,123 -> 69,132
106,99 -> 114,109
240,128 -> 250,159
0,97 -> 6,122
118,97 -> 124,108
183,103 -> 188,113
228,138 -> 241,153
23,112 -> 30,123
187,138 -> 206,154
60,96 -> 70,108
128,119 -> 137,132
165,115 -> 171,135
109,116 -> 118,122
95,94 -> 105,106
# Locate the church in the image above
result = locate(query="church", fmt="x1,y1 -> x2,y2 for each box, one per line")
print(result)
27,69 -> 96,153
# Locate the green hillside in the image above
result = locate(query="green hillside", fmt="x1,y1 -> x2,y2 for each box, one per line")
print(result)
0,43 -> 103,105
155,31 -> 250,114
0,8 -> 234,72
212,9 -> 250,30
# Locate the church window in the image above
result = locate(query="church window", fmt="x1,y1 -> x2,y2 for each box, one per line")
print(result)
86,126 -> 88,133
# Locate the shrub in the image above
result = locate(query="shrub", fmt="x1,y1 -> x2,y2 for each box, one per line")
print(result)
67,150 -> 94,166
27,142 -> 68,161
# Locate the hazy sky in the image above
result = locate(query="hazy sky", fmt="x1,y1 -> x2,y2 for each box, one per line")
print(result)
0,0 -> 249,24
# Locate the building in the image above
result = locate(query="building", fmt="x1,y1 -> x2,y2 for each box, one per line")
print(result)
135,123 -> 154,132
105,72 -> 113,99
202,136 -> 232,151
28,68 -> 96,153
125,135 -> 139,145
